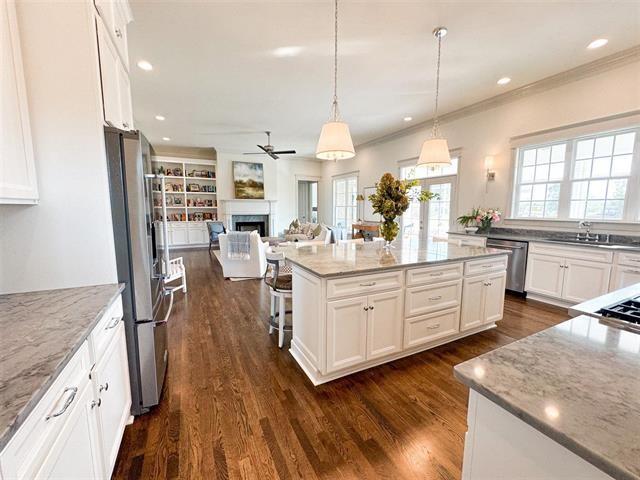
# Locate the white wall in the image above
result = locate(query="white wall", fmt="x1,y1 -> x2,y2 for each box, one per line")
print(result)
216,153 -> 322,235
319,60 -> 640,235
0,2 -> 118,293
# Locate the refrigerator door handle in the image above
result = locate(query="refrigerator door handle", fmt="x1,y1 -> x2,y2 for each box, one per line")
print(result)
154,289 -> 174,325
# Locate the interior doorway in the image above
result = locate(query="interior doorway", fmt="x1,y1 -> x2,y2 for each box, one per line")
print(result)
297,180 -> 318,223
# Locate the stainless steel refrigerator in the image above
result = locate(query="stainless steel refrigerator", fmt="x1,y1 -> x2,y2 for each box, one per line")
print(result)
105,127 -> 172,415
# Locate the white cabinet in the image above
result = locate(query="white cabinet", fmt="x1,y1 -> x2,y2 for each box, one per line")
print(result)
448,233 -> 487,247
170,224 -> 189,245
94,0 -> 132,66
326,296 -> 368,373
562,258 -> 611,303
461,271 -> 506,331
34,383 -> 102,479
92,323 -> 131,477
525,253 -> 564,298
404,307 -> 460,349
188,222 -> 209,244
610,266 -> 640,290
326,290 -> 403,373
0,0 -> 38,204
366,290 -> 403,360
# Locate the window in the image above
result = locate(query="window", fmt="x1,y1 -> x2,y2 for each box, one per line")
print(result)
512,127 -> 639,222
333,174 -> 358,231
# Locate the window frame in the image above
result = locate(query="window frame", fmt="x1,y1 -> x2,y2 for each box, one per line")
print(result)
511,127 -> 640,223
332,171 -> 359,231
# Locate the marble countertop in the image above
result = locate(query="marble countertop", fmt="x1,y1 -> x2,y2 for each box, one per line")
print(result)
278,240 -> 507,277
0,283 -> 125,450
569,283 -> 640,318
454,315 -> 640,480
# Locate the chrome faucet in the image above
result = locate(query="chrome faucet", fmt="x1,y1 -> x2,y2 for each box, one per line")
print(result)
577,220 -> 599,242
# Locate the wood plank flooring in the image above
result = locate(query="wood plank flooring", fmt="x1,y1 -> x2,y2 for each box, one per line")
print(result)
112,249 -> 568,480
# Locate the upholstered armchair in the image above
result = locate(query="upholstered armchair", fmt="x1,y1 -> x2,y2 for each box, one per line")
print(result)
218,231 -> 270,278
207,221 -> 226,251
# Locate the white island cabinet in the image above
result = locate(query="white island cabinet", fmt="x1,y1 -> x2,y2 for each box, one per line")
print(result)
285,243 -> 508,385
0,295 -> 131,480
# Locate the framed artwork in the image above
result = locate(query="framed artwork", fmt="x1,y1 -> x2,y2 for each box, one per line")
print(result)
233,161 -> 264,199
363,186 -> 380,222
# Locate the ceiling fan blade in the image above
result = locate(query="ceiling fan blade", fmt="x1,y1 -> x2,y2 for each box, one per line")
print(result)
242,152 -> 267,155
257,144 -> 270,154
271,150 -> 296,155
269,152 -> 279,160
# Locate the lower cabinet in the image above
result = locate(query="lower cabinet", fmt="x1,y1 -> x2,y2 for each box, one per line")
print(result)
404,307 -> 460,349
525,254 -> 564,298
326,290 -> 403,373
561,258 -> 611,303
610,265 -> 640,290
461,271 -> 506,331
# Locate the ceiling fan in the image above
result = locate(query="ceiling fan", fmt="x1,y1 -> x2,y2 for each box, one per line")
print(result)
243,131 -> 296,160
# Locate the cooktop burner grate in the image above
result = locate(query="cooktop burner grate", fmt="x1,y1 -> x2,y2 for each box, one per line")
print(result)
597,296 -> 640,324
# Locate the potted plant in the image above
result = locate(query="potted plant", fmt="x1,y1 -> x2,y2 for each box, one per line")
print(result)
368,173 -> 437,248
457,207 -> 502,234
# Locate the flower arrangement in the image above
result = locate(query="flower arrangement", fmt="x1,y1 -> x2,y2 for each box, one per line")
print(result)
457,207 -> 502,233
368,173 -> 438,246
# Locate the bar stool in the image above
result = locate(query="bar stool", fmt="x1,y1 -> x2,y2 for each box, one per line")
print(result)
263,251 -> 292,348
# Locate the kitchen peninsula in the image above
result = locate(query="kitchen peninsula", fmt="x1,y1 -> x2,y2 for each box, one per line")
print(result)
282,241 -> 508,385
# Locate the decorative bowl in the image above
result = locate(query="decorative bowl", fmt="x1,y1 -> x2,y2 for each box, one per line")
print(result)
464,227 -> 479,234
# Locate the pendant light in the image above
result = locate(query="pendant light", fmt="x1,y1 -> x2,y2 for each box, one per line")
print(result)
417,27 -> 451,167
316,0 -> 355,161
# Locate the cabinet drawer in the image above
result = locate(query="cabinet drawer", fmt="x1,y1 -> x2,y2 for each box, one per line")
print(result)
464,256 -> 508,276
326,270 -> 404,300
529,242 -> 613,263
89,295 -> 123,364
404,307 -> 460,349
405,279 -> 462,318
616,251 -> 640,267
449,234 -> 487,247
406,262 -> 463,287
0,343 -> 91,479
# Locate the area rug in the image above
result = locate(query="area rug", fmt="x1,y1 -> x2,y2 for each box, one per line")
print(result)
212,250 -> 262,282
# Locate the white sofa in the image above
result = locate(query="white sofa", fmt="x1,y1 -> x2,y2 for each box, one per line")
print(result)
284,221 -> 333,246
218,231 -> 270,278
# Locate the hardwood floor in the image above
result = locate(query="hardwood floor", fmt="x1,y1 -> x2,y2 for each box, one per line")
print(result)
112,249 -> 568,480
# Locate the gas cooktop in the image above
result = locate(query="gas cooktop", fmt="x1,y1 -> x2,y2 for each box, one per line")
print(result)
597,295 -> 640,333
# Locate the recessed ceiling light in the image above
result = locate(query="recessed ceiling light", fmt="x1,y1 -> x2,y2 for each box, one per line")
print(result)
497,77 -> 511,85
162,137 -> 171,141
155,115 -> 165,121
273,46 -> 304,57
403,116 -> 413,122
587,38 -> 608,49
137,60 -> 153,71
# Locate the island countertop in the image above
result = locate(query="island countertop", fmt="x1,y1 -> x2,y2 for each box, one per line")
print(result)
278,240 -> 507,277
0,283 -> 125,451
454,315 -> 640,480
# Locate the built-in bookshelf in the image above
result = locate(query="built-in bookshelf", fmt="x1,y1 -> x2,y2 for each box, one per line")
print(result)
151,156 -> 217,223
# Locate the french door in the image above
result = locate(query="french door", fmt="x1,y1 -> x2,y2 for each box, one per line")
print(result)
401,175 -> 456,247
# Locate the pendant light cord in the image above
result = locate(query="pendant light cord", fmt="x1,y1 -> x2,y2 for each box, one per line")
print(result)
331,0 -> 339,121
432,32 -> 442,137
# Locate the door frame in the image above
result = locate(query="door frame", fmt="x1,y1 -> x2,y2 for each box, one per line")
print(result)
294,175 -> 321,223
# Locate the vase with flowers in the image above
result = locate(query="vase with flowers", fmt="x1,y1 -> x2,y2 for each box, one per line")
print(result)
368,173 -> 438,248
457,207 -> 502,234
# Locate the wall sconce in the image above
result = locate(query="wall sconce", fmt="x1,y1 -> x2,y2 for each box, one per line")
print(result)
484,156 -> 496,181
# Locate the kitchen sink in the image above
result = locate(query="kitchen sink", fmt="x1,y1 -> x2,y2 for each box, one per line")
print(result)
542,238 -> 640,250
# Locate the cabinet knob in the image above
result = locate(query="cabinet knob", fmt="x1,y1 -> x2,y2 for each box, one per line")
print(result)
115,28 -> 122,38
369,306 -> 374,310
99,382 -> 109,393
122,122 -> 129,129
91,398 -> 102,409
364,306 -> 369,311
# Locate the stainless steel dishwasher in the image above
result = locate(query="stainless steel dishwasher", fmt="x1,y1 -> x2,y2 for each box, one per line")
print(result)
486,238 -> 529,294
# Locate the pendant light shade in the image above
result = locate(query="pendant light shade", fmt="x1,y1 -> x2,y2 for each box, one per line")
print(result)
316,0 -> 355,161
417,26 -> 451,167
316,121 -> 355,160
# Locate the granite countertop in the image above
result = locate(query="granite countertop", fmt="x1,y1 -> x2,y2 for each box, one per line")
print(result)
569,283 -> 640,318
449,228 -> 640,252
454,315 -> 640,480
0,283 -> 125,450
278,240 -> 507,277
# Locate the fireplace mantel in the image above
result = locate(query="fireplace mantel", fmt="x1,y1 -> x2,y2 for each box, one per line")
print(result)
219,199 -> 277,236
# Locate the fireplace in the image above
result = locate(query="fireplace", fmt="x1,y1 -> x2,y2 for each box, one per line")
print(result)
232,214 -> 269,237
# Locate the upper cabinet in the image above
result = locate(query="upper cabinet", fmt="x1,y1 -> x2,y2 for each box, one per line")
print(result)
94,0 -> 134,130
1,0 -> 39,204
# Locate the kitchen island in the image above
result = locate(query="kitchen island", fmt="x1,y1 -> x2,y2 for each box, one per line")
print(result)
281,240 -> 508,385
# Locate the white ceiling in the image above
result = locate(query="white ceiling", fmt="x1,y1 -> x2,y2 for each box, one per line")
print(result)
128,1 -> 640,158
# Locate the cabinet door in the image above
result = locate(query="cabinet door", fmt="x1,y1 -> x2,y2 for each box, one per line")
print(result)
117,60 -> 133,130
1,0 -> 38,204
35,383 -> 103,479
461,276 -> 485,331
610,266 -> 640,290
94,324 -> 131,477
97,19 -> 120,128
525,253 -> 564,298
326,296 -> 368,373
188,224 -> 208,244
562,259 -> 611,303
367,290 -> 403,360
170,225 -> 188,245
484,271 -> 506,324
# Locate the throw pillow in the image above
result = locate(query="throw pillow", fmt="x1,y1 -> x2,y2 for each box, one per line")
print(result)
312,224 -> 323,238
288,218 -> 301,234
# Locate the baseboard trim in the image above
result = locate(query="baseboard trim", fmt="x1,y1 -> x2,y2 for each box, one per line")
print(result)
525,293 -> 573,310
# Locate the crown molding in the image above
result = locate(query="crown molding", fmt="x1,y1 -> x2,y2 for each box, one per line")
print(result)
357,45 -> 640,150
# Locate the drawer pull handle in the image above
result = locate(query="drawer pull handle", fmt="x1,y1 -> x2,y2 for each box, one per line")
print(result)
427,323 -> 441,330
91,398 -> 102,409
45,387 -> 78,421
99,382 -> 109,393
429,295 -> 442,301
105,316 -> 121,330
359,282 -> 377,287
430,272 -> 444,277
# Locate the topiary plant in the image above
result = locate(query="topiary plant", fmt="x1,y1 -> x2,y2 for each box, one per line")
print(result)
368,173 -> 438,246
